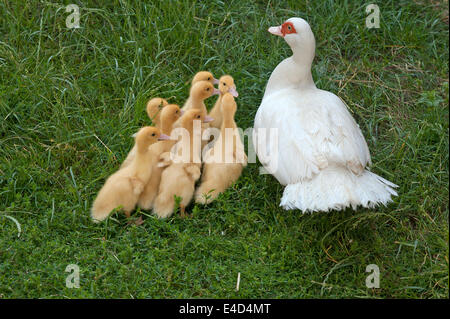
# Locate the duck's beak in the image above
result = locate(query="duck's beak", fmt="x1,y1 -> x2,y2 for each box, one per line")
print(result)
213,78 -> 220,85
158,134 -> 170,140
203,115 -> 214,123
212,88 -> 220,96
268,26 -> 283,37
229,86 -> 239,97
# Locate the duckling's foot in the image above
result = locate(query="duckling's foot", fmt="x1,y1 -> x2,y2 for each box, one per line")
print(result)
133,216 -> 145,225
179,205 -> 191,218
125,214 -> 144,226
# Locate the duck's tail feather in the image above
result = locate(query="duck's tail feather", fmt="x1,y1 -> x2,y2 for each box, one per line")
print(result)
280,167 -> 398,212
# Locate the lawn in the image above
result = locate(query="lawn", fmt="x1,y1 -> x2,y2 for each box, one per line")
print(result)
0,0 -> 448,298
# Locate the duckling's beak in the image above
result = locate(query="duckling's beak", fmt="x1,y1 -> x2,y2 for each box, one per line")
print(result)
229,86 -> 239,97
131,132 -> 138,138
268,26 -> 283,37
158,134 -> 170,140
212,88 -> 220,96
213,78 -> 220,85
179,110 -> 185,116
203,116 -> 214,123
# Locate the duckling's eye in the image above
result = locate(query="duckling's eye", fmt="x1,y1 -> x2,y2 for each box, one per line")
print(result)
152,133 -> 156,136
197,115 -> 200,119
207,77 -> 211,80
223,83 -> 226,86
206,88 -> 210,91
175,110 -> 179,113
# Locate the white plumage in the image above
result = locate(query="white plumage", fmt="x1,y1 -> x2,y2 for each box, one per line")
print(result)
253,17 -> 397,212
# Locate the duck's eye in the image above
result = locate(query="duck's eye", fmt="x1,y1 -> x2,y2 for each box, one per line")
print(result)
287,25 -> 292,31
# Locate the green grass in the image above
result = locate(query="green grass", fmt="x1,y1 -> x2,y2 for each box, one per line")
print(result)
0,0 -> 448,298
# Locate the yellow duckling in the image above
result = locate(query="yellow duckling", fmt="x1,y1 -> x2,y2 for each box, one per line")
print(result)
195,93 -> 247,204
91,127 -> 169,222
137,104 -> 183,210
146,97 -> 169,127
208,75 -> 238,129
153,109 -> 210,218
121,97 -> 168,169
177,80 -> 218,151
182,71 -> 218,111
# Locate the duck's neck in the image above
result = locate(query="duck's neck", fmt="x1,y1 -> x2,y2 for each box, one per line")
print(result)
161,119 -> 173,135
216,93 -> 224,106
219,113 -> 238,161
161,122 -> 177,152
211,94 -> 224,116
182,123 -> 201,163
292,59 -> 315,89
263,46 -> 316,98
191,95 -> 207,115
133,144 -> 153,179
291,42 -> 316,86
221,113 -> 236,132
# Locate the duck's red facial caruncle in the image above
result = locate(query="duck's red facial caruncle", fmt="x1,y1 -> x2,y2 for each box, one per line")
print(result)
281,22 -> 297,36
268,21 -> 297,37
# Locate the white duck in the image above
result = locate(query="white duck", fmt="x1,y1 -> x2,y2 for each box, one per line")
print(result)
253,17 -> 398,212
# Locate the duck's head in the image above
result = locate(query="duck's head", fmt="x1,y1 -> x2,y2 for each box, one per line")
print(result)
218,75 -> 238,97
190,80 -> 220,101
268,18 -> 315,63
192,71 -> 219,86
135,126 -> 170,147
181,109 -> 213,127
161,104 -> 183,127
146,97 -> 169,123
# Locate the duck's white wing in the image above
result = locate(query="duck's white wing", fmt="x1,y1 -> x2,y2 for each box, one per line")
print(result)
255,91 -> 321,185
322,91 -> 372,169
255,89 -> 371,185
